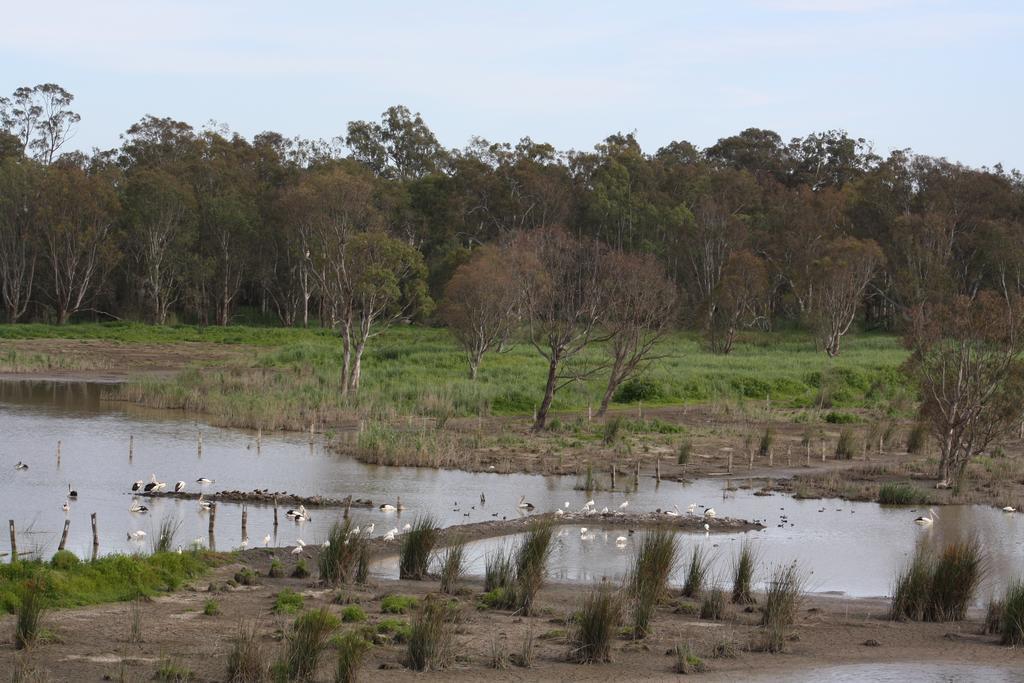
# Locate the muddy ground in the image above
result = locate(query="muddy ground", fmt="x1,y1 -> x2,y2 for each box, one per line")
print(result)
1,546 -> 1019,682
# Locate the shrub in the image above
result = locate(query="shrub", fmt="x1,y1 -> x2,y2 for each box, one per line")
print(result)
381,594 -> 418,614
399,515 -> 438,580
890,544 -> 933,621
758,427 -> 774,457
878,482 -> 926,505
319,519 -> 365,585
602,417 -> 623,445
152,516 -> 182,554
480,587 -> 513,610
376,618 -> 412,643
569,584 -> 623,663
203,599 -> 220,616
281,608 -> 340,680
731,540 -> 758,605
406,597 -> 455,671
226,620 -> 266,683
834,427 -> 856,459
50,550 -> 79,570
291,559 -> 310,579
677,439 -> 692,466
340,605 -> 366,623
234,567 -> 259,586
699,589 -> 725,621
613,377 -> 662,403
484,547 -> 515,599
334,631 -> 371,683
438,539 -> 467,595
682,546 -> 711,598
760,561 -> 807,653
673,642 -> 705,674
514,520 -> 554,615
627,529 -> 678,638
268,560 -> 284,578
907,422 -> 928,454
1000,580 -> 1024,646
984,597 -> 1005,635
14,578 -> 46,650
273,589 -> 304,615
890,541 -> 984,622
824,411 -> 858,424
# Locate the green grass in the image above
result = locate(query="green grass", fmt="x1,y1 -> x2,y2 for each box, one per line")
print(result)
203,599 -> 220,616
891,541 -> 985,622
682,545 -> 712,598
226,620 -> 266,682
406,597 -> 455,672
273,589 -> 304,615
760,561 -> 807,653
340,605 -> 366,622
731,540 -> 759,605
878,482 -> 927,505
627,528 -> 678,638
279,608 -> 340,680
438,539 -> 467,595
1000,580 -> 1024,645
399,515 -> 438,580
0,551 -> 211,614
376,618 -> 412,642
1,322 -> 910,429
570,584 -> 623,664
380,594 -> 419,614
155,657 -> 193,682
334,630 -> 372,683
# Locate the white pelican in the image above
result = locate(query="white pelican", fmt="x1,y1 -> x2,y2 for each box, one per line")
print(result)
349,526 -> 360,536
615,536 -> 627,547
914,509 -> 938,526
379,502 -> 397,512
618,501 -> 629,511
600,507 -> 609,515
174,481 -> 186,493
196,477 -> 214,485
365,523 -> 375,535
127,530 -> 146,541
383,530 -> 396,542
239,539 -> 248,549
564,501 -> 571,509
687,503 -> 697,515
518,496 -> 535,510
703,523 -> 710,533
198,494 -> 213,511
129,501 -> 149,513
296,538 -> 306,547
68,484 -> 78,499
286,505 -> 307,518
262,534 -> 271,546
580,527 -> 588,534
1003,506 -> 1016,513
290,545 -> 303,554
704,508 -> 716,518
665,505 -> 680,517
555,509 -> 564,516
402,523 -> 411,531
132,480 -> 144,491
584,499 -> 595,509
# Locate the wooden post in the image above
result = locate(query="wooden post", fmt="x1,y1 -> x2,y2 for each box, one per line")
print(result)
129,434 -> 134,459
90,513 -> 98,551
878,434 -> 883,455
638,401 -> 642,420
768,449 -> 773,467
821,440 -> 826,462
309,420 -> 315,444
611,464 -> 617,490
58,519 -> 70,551
748,450 -> 754,471
588,403 -> 592,423
57,440 -> 62,466
208,504 -> 216,535
241,505 -> 248,541
728,451 -> 733,474
257,428 -> 262,451
656,457 -> 661,482
273,498 -> 279,528
806,445 -> 811,467
635,460 -> 641,483
197,431 -> 203,456
8,520 -> 16,561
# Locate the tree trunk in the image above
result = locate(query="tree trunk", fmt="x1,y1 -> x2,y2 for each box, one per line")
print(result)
339,325 -> 351,398
533,355 -> 559,432
468,356 -> 479,381
349,341 -> 365,393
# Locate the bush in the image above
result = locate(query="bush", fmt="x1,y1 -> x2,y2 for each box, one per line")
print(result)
627,529 -> 678,638
682,546 -> 711,598
699,589 -> 725,620
14,578 -> 46,650
570,584 -> 623,663
824,411 -> 858,424
334,631 -> 371,683
731,540 -> 758,605
758,427 -> 774,457
281,608 -> 340,680
320,519 -> 365,585
438,539 -> 467,595
760,561 -> 807,653
406,597 -> 455,671
602,417 -> 623,445
480,587 -> 513,610
50,550 -> 79,570
890,544 -> 933,621
155,657 -> 193,681
399,515 -> 438,580
203,599 -> 220,616
381,594 -> 418,614
834,427 -> 856,459
890,541 -> 984,622
291,559 -> 310,579
878,482 -> 926,505
152,516 -> 182,554
677,439 -> 692,465
907,422 -> 928,454
273,589 -> 304,615
613,377 -> 662,403
268,560 -> 284,579
234,567 -> 259,586
376,618 -> 412,643
1000,580 -> 1024,646
226,620 -> 266,683
340,605 -> 366,623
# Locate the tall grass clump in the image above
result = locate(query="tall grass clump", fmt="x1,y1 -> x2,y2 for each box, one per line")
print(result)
514,520 -> 554,615
399,515 -> 438,580
677,439 -> 692,466
484,546 -> 515,593
731,540 -> 758,604
319,519 -> 365,585
280,608 -> 340,680
907,422 -> 928,454
334,631 -> 371,683
758,427 -> 774,458
226,620 -> 267,683
999,580 -> 1024,645
834,427 -> 856,460
626,529 -> 678,638
890,541 -> 985,622
673,642 -> 706,674
151,516 -> 182,554
602,417 -> 623,445
14,578 -> 46,650
699,588 -> 726,620
878,482 -> 925,505
681,545 -> 711,598
406,597 -> 455,672
570,584 -> 623,663
760,561 -> 807,653
438,539 -> 467,594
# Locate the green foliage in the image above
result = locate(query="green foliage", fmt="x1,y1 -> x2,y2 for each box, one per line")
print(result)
406,597 -> 455,671
514,520 -> 555,615
570,584 -> 623,663
281,608 -> 340,680
731,540 -> 758,605
376,618 -> 412,642
673,642 -> 706,674
319,519 -> 364,585
602,416 -> 623,445
1000,580 -> 1024,646
613,377 -> 663,403
49,550 -> 79,571
627,529 -> 678,638
399,515 -> 438,580
758,426 -> 774,457
891,541 -> 985,622
824,411 -> 859,424
234,567 -> 259,586
155,657 -> 193,681
273,589 -> 304,615
878,482 -> 927,505
380,594 -> 419,614
291,559 -> 310,579
682,545 -> 711,598
334,631 -> 371,683
479,587 -> 512,610
203,599 -> 220,616
907,423 -> 928,454
0,551 -> 210,614
484,548 -> 515,595
760,561 -> 807,653
834,427 -> 856,459
340,605 -> 366,623
438,539 -> 467,595
226,620 -> 266,683
268,560 -> 284,579
677,438 -> 693,465
699,589 -> 726,620
152,516 -> 181,554
14,578 -> 46,650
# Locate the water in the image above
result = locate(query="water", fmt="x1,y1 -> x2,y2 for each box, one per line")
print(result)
754,663 -> 1024,682
3,380 -> 1024,599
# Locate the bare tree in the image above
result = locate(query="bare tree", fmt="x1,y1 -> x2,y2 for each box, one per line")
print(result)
705,250 -> 771,354
512,227 -> 607,431
440,244 -> 520,379
0,158 -> 40,321
809,237 -> 884,356
906,292 -> 1024,487
597,251 -> 677,415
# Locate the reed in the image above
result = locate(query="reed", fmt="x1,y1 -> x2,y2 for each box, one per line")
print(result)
673,642 -> 705,674
281,608 -> 340,680
890,541 -> 985,622
438,538 -> 467,595
333,631 -> 371,683
14,578 -> 46,650
406,597 -> 455,672
569,584 -> 623,664
890,544 -> 933,621
681,545 -> 711,598
1000,580 -> 1024,646
699,588 -> 726,620
834,427 -> 856,460
760,561 -> 807,653
399,515 -> 438,580
226,620 -> 267,683
483,546 -> 515,594
627,529 -> 678,638
151,516 -> 182,554
319,519 -> 364,585
878,482 -> 926,505
758,427 -> 774,457
731,539 -> 758,604
514,520 -> 555,615
907,422 -> 928,454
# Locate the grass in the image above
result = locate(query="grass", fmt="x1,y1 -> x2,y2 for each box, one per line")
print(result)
878,482 -> 927,505
319,519 -> 365,585
406,597 -> 455,671
834,427 -> 856,459
438,538 -> 467,594
280,608 -> 340,681
381,594 -> 419,614
677,438 -> 692,465
1000,580 -> 1024,645
682,545 -> 712,598
731,540 -> 758,605
128,599 -> 143,644
484,547 -> 515,594
203,599 -> 220,616
268,560 -> 284,578
0,551 -> 211,614
399,515 -> 438,580
334,631 -> 371,683
340,605 -> 366,622
8,322 -> 909,430
376,618 -> 412,642
14,578 -> 46,649
627,528 -> 678,638
760,561 -> 807,653
699,589 -> 726,620
154,658 -> 193,682
890,541 -> 985,622
226,620 -> 267,683
273,589 -> 304,615
907,422 -> 928,453
673,642 -> 706,674
151,516 -> 182,554
291,559 -> 310,579
570,584 -> 623,664
513,520 -> 555,615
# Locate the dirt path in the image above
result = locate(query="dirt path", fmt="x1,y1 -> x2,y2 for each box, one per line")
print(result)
1,549 -> 1018,682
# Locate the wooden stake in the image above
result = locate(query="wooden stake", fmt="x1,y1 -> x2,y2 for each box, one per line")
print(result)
656,457 -> 661,481
611,464 -> 617,490
728,451 -> 733,474
768,449 -> 773,467
241,505 -> 248,541
208,504 -> 216,535
90,513 -> 98,551
273,498 -> 279,528
197,431 -> 203,456
749,450 -> 754,471
257,428 -> 262,451
638,401 -> 642,419
58,519 -> 70,551
588,403 -> 592,423
309,420 -> 315,444
635,460 -> 641,483
56,440 -> 62,465
8,520 -> 16,561
821,440 -> 826,462
787,445 -> 792,467
129,434 -> 134,459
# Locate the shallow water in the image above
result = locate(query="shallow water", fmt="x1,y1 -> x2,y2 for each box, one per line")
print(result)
755,663 -> 1024,682
2,380 -> 1024,599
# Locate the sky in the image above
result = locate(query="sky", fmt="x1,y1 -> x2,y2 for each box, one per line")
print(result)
2,0 -> 1022,169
